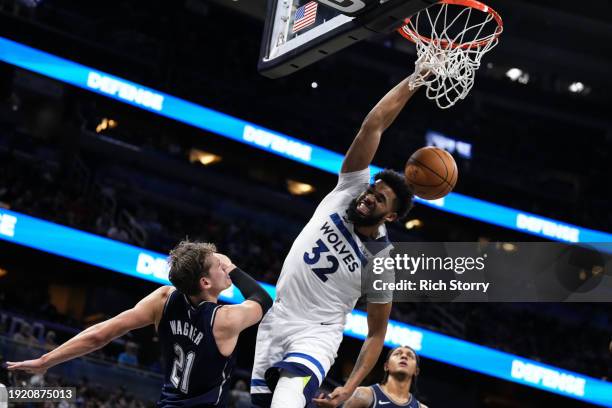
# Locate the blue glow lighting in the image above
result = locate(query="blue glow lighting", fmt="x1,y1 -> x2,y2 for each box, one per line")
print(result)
0,36 -> 610,245
0,208 -> 610,406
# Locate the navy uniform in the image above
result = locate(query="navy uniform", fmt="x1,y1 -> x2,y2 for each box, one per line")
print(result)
157,290 -> 235,407
369,384 -> 422,408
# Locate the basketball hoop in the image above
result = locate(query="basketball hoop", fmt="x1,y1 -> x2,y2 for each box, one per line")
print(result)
398,0 -> 503,109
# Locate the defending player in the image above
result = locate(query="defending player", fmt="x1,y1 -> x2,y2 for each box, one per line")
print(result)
250,72 -> 421,408
342,346 -> 427,408
8,240 -> 272,407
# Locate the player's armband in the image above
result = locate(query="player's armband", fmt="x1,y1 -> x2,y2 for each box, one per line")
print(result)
229,267 -> 273,315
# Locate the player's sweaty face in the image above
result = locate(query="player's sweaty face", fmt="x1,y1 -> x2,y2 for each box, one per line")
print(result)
348,181 -> 397,226
388,347 -> 417,376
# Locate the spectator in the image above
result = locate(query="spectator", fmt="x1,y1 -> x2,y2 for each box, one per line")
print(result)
12,323 -> 37,347
229,380 -> 250,408
117,341 -> 139,367
43,331 -> 58,351
107,224 -> 130,243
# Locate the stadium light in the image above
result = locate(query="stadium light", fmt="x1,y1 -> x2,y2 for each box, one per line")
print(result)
405,219 -> 423,230
287,180 -> 315,195
517,73 -> 529,84
506,67 -> 529,84
189,149 -> 222,166
569,82 -> 584,93
501,242 -> 517,252
505,68 -> 522,80
95,118 -> 118,133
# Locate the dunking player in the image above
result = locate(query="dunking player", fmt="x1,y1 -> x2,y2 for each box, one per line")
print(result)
250,72 -> 421,408
8,241 -> 272,407
343,346 -> 427,408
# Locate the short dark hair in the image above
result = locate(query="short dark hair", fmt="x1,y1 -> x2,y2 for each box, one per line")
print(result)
168,240 -> 217,295
374,169 -> 414,220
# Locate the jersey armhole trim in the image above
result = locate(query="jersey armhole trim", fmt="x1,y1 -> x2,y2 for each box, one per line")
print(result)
156,287 -> 176,333
370,385 -> 378,408
210,305 -> 223,329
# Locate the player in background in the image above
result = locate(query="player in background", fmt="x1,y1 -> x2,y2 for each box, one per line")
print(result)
8,240 -> 272,408
251,70 -> 423,408
342,346 -> 427,408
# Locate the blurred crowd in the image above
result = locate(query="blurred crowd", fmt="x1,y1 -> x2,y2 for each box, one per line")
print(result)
0,152 -> 290,285
0,326 -> 154,407
0,320 -> 256,407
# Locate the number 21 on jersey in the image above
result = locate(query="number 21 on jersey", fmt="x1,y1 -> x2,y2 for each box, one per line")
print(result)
170,343 -> 195,393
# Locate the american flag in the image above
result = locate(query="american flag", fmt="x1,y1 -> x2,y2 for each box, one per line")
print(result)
292,1 -> 318,34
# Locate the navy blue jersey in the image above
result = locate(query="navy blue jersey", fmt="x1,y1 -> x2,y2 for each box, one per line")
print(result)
369,384 -> 421,408
157,290 -> 235,407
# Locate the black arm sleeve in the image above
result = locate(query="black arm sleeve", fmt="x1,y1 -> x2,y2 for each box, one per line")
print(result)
229,267 -> 273,316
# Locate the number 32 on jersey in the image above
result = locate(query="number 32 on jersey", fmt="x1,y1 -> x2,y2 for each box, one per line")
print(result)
304,239 -> 339,282
303,219 -> 361,282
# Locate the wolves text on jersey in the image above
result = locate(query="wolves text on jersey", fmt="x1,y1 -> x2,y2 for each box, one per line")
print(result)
303,219 -> 360,282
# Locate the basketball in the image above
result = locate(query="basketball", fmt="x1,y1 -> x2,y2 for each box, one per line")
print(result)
404,146 -> 458,200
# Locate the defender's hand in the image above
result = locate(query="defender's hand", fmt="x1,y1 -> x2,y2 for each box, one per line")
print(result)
6,358 -> 48,375
313,386 -> 354,407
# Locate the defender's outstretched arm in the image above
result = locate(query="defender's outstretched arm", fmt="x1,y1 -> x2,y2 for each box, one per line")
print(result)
7,286 -> 172,374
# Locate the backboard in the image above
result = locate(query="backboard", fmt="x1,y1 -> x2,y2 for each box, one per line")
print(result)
259,0 -> 436,78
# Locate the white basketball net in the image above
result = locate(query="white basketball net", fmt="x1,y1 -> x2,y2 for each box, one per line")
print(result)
401,2 -> 503,109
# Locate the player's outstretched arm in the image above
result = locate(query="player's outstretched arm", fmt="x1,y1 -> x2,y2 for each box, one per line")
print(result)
341,70 -> 422,174
314,302 -> 392,408
343,387 -> 374,408
7,286 -> 172,374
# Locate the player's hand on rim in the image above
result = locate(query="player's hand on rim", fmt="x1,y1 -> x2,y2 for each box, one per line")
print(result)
313,386 -> 354,407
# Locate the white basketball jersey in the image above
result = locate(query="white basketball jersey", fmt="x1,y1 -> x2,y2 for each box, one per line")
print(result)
274,168 -> 393,325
